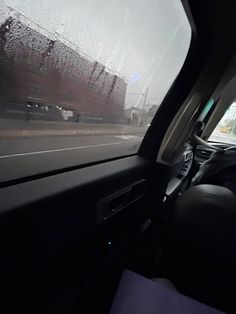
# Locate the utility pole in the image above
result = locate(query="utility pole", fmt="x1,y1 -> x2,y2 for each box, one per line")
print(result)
142,87 -> 149,125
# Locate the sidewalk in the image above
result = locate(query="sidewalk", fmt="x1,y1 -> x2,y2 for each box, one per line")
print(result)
0,119 -> 148,138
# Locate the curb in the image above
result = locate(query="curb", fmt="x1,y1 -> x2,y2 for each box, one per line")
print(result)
0,119 -> 148,138
0,129 -> 147,138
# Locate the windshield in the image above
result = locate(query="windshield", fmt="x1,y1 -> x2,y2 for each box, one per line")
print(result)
209,102 -> 236,145
0,0 -> 191,183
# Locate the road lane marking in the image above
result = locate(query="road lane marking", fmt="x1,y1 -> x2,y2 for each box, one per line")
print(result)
114,135 -> 143,140
0,140 -> 141,159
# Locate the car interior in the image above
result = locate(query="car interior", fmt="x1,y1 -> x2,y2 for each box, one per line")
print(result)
2,0 -> 236,313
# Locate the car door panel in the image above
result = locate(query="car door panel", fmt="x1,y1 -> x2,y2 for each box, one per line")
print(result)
0,156 -> 168,312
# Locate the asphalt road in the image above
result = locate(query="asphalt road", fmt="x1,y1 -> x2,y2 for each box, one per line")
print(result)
2,128 -> 236,184
0,134 -> 143,183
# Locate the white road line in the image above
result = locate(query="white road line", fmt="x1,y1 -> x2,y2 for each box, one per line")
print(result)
114,135 -> 143,140
0,140 -> 141,159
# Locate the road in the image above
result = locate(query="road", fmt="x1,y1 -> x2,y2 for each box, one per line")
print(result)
0,134 -> 143,183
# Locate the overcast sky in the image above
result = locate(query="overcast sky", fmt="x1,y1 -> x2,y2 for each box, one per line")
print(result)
4,0 -> 191,108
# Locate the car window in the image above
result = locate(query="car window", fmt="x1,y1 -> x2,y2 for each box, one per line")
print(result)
0,0 -> 191,182
209,102 -> 236,145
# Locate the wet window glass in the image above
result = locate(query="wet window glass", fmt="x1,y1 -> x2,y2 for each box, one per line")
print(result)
0,0 -> 191,182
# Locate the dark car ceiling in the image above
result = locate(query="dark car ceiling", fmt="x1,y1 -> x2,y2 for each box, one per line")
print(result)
188,0 -> 236,120
189,0 -> 236,53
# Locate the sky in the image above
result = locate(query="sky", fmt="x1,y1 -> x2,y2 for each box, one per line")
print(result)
3,0 -> 191,108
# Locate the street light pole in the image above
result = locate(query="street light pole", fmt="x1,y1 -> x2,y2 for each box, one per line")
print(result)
142,87 -> 149,125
